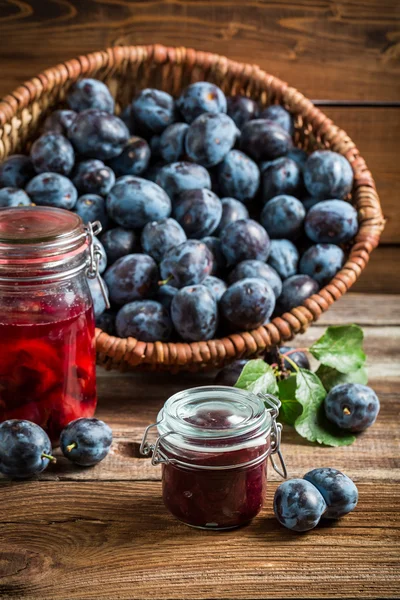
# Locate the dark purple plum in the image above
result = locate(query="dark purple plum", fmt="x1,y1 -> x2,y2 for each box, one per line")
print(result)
287,148 -> 308,168
156,284 -> 178,310
108,136 -> 150,176
100,227 -> 136,265
30,132 -> 75,175
87,275 -> 108,317
275,274 -> 319,313
155,161 -> 211,200
0,187 -> 32,207
218,150 -> 260,202
67,78 -> 115,113
261,157 -> 303,202
228,259 -> 282,298
220,219 -> 270,266
104,254 -> 158,304
300,243 -> 345,286
173,189 -> 222,238
202,275 -> 227,301
304,150 -> 354,199
26,173 -> 78,209
67,109 -> 129,160
0,419 -> 54,479
201,235 -> 227,274
274,479 -> 327,532
75,194 -> 109,230
279,346 -> 310,371
72,159 -> 115,196
159,123 -> 189,162
171,284 -> 218,341
60,417 -> 112,466
116,300 -> 172,342
267,239 -> 299,279
260,194 -> 306,240
159,240 -> 213,288
106,176 -> 171,229
131,88 -> 175,134
0,154 -> 34,188
324,383 -> 380,433
304,468 -> 358,519
177,82 -> 227,123
95,310 -> 116,335
227,95 -> 259,129
220,277 -> 276,330
260,105 -> 294,135
141,217 -> 187,263
240,119 -> 293,161
185,113 -> 239,168
214,359 -> 248,386
305,199 -> 358,244
43,109 -> 77,135
215,197 -> 249,234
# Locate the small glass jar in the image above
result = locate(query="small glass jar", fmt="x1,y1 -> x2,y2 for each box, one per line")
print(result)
0,206 -> 107,442
141,386 -> 286,530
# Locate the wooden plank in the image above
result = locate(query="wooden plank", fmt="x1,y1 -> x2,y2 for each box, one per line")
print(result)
0,0 -> 400,102
310,293 -> 400,325
351,246 -> 400,294
0,481 -> 399,599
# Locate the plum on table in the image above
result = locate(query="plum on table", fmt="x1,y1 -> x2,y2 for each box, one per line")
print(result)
0,419 -> 55,479
304,468 -> 358,519
214,359 -> 248,386
324,383 -> 380,432
273,479 -> 327,532
60,417 -> 112,466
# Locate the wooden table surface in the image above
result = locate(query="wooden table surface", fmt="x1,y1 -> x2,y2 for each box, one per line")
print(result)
1,292 -> 399,599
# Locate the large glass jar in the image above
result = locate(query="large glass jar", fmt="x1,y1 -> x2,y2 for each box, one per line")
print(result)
0,206 -> 103,442
141,386 -> 286,530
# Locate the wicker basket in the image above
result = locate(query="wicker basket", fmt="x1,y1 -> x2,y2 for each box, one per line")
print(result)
0,44 -> 385,372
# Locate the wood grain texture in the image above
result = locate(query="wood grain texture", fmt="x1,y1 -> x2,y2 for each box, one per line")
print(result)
0,0 -> 399,102
351,246 -> 400,293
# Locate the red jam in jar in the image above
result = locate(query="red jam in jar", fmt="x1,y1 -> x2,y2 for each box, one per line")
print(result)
0,207 -> 99,442
141,386 -> 286,530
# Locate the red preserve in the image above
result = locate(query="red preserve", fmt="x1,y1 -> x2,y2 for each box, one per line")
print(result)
141,386 -> 286,530
0,207 -> 102,442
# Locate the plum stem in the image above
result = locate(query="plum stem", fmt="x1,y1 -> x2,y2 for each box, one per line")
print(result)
158,274 -> 173,286
283,354 -> 300,373
41,453 -> 57,463
66,442 -> 77,452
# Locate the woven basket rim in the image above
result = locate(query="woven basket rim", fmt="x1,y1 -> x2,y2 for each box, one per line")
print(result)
0,44 -> 385,371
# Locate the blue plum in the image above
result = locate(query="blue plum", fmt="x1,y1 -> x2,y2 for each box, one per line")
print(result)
226,95 -> 259,129
72,159 -> 115,196
228,260 -> 282,298
67,78 -> 114,113
185,113 -> 239,167
299,243 -> 345,286
155,161 -> 211,200
173,189 -> 222,238
108,136 -> 151,176
159,123 -> 189,162
75,194 -> 109,230
220,278 -> 276,330
218,150 -> 260,202
304,150 -> 354,199
275,274 -> 319,313
171,284 -> 218,341
260,105 -> 294,135
324,383 -> 380,433
159,240 -> 213,288
240,119 -> 293,161
104,254 -> 158,304
177,82 -> 227,123
287,148 -> 308,168
304,468 -> 358,519
262,157 -> 303,202
30,132 -> 75,175
87,275 -> 108,317
106,176 -> 171,229
305,199 -> 358,244
0,187 -> 32,207
141,218 -> 187,263
267,239 -> 299,279
26,173 -> 78,209
43,109 -> 77,135
155,284 -> 178,310
60,417 -> 112,466
273,479 -> 327,532
260,194 -> 306,239
201,235 -> 227,274
0,154 -> 34,188
0,419 -> 54,479
95,310 -> 116,335
131,88 -> 176,133
100,227 -> 136,264
67,109 -> 129,160
202,275 -> 227,301
279,346 -> 310,371
215,197 -> 249,234
214,359 -> 248,386
220,219 -> 271,266
116,300 -> 172,342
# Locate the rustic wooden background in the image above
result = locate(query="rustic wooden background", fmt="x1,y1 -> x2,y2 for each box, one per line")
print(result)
0,0 -> 399,292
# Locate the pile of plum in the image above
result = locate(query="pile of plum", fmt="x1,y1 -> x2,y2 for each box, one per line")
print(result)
0,79 -> 358,343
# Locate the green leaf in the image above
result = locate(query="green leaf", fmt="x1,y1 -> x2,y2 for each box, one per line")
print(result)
277,377 -> 302,426
309,324 -> 366,374
234,359 -> 278,395
294,369 -> 356,447
316,364 -> 368,392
